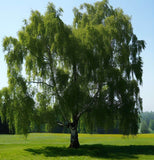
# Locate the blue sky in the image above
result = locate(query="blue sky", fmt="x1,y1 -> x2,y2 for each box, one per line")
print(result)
0,0 -> 154,111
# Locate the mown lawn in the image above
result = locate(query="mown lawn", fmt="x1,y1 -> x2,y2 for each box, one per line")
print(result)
0,133 -> 154,160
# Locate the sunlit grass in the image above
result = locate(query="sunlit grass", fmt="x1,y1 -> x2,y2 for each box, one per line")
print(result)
0,133 -> 154,160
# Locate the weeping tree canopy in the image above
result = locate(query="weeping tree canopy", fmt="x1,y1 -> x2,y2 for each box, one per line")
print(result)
0,0 -> 145,147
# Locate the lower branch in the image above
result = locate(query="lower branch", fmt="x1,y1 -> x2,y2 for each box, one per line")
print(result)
28,81 -> 54,88
77,83 -> 103,119
57,121 -> 69,128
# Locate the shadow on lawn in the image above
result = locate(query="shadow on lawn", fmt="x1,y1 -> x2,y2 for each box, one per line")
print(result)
25,144 -> 154,159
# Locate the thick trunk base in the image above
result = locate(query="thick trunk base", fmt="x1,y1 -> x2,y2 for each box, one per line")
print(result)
69,127 -> 80,148
69,139 -> 80,148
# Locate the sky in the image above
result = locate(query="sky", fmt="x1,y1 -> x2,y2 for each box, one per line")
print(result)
0,0 -> 154,112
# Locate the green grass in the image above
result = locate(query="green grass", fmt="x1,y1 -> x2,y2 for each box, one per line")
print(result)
0,133 -> 154,160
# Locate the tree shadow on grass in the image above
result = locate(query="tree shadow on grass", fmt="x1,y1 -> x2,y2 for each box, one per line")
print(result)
25,144 -> 154,159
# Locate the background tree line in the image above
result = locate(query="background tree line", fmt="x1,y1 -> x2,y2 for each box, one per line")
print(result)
1,111 -> 154,134
140,112 -> 154,133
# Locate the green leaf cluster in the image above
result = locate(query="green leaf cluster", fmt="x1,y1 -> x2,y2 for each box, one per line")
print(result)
0,77 -> 34,136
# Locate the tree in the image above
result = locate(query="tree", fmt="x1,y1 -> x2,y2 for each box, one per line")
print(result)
141,112 -> 154,126
140,120 -> 149,133
1,0 -> 145,148
149,120 -> 154,131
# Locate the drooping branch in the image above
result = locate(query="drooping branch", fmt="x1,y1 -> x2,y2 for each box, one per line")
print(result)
24,46 -> 50,64
57,121 -> 70,128
73,63 -> 77,82
29,81 -> 54,88
77,87 -> 100,119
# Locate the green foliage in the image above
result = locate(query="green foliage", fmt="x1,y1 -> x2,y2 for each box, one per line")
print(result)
1,0 -> 145,136
141,112 -> 154,126
140,120 -> 150,133
140,112 -> 154,133
0,77 -> 34,136
150,120 -> 154,131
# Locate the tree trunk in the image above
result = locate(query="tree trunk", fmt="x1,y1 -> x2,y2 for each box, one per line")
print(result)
69,125 -> 80,148
69,117 -> 80,148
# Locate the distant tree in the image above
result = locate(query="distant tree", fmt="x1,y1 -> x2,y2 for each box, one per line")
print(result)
0,0 -> 145,148
149,120 -> 154,131
140,120 -> 149,133
141,112 -> 154,126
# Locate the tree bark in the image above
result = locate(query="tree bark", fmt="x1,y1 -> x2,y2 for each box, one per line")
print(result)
69,126 -> 80,148
69,118 -> 80,148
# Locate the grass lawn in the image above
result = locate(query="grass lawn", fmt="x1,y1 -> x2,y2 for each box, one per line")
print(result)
0,133 -> 154,160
